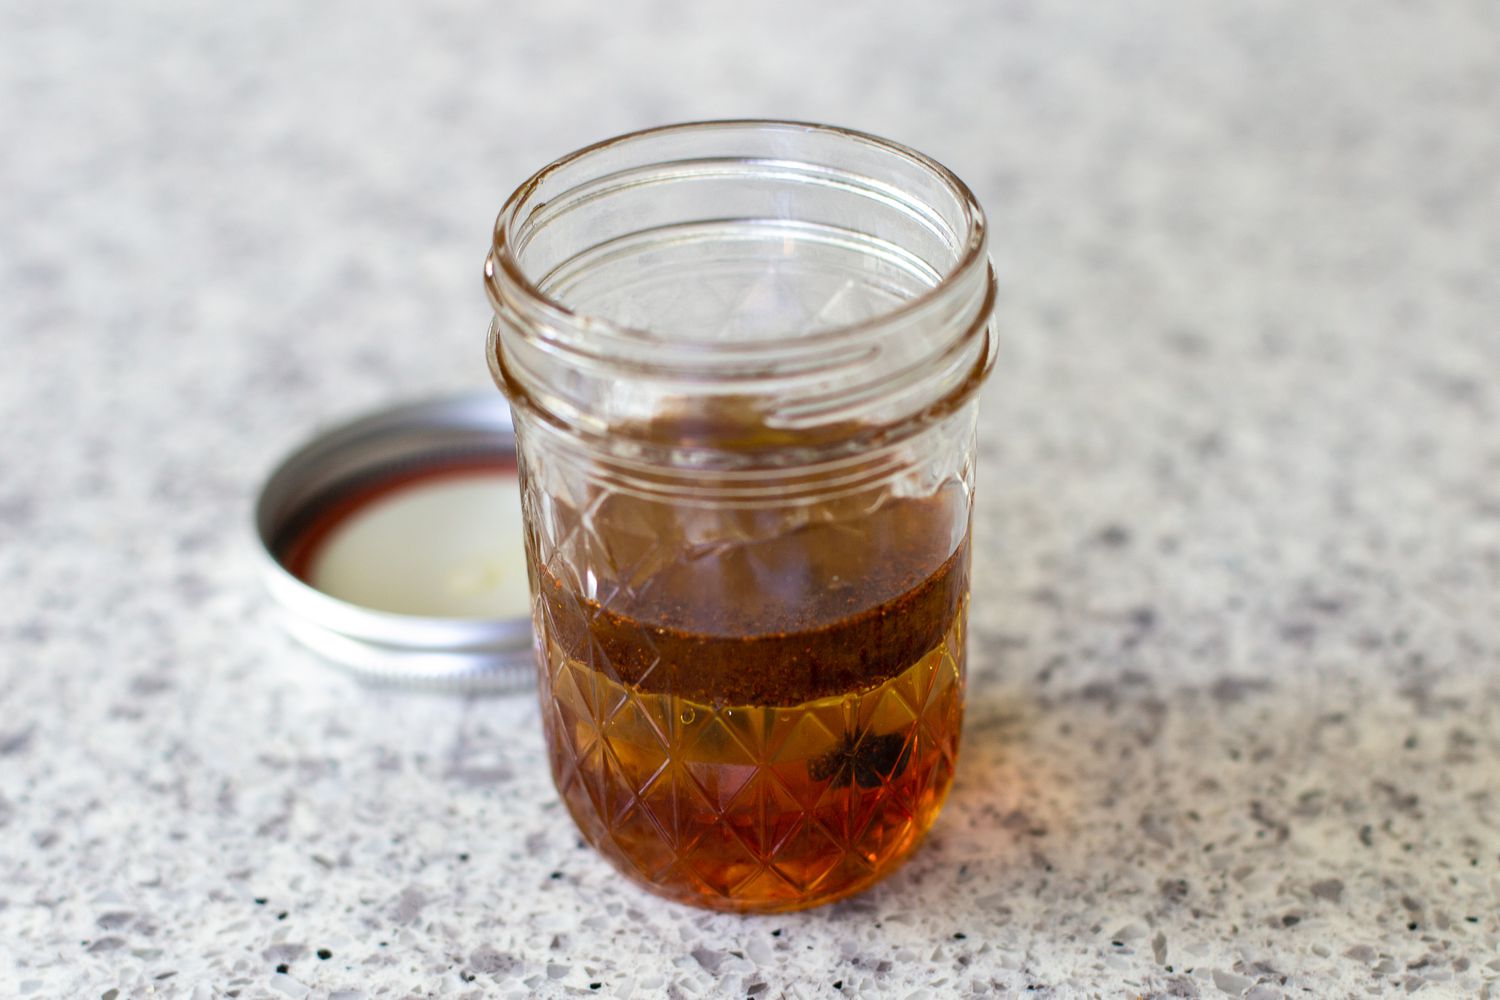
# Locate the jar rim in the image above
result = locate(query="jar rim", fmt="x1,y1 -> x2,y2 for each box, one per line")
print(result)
485,119 -> 988,359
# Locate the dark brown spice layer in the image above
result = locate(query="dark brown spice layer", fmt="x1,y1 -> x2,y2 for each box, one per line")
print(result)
535,495 -> 967,706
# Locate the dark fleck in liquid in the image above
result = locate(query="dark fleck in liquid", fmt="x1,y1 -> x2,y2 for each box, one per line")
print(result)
532,495 -> 967,912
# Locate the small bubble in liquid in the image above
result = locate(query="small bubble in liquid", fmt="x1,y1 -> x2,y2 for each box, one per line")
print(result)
679,706 -> 696,725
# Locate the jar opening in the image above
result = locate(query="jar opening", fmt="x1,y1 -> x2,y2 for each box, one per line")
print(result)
485,120 -> 995,448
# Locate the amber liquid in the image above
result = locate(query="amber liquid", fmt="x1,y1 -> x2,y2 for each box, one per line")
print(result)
533,493 -> 967,912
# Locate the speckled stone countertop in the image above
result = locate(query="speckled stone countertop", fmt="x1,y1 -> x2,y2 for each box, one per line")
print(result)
3,1 -> 1498,997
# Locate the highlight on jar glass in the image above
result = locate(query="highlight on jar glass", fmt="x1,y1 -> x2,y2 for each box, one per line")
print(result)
484,120 -> 996,912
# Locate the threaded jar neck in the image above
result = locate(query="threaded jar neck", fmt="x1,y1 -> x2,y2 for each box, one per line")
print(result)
486,120 -> 994,461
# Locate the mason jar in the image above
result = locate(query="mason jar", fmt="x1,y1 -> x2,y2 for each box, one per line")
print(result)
485,120 -> 995,912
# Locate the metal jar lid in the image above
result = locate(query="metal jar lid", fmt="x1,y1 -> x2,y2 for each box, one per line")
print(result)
253,393 -> 535,693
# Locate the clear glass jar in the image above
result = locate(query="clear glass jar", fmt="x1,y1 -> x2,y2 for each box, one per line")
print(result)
485,121 -> 994,912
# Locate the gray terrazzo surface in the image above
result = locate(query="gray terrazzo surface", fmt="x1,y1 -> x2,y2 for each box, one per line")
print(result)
2,0 -> 1498,997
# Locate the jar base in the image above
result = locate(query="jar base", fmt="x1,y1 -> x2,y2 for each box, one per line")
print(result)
541,604 -> 967,914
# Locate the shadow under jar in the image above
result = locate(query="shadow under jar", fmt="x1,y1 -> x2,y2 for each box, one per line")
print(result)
485,121 -> 996,912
